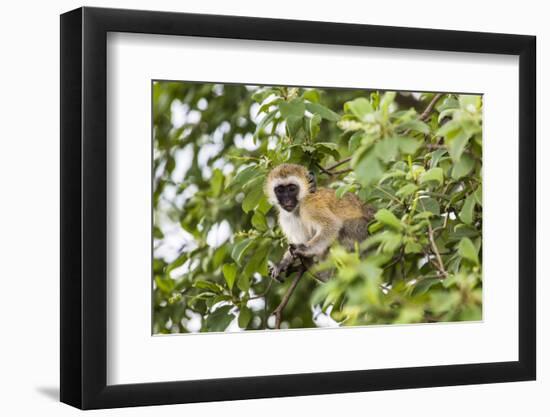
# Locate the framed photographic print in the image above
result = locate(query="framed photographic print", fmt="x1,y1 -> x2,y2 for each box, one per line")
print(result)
60,6 -> 536,409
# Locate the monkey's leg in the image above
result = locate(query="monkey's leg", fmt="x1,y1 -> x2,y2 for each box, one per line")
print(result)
269,249 -> 295,282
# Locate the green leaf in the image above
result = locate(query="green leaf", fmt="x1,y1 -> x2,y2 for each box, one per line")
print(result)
448,224 -> 479,241
231,165 -> 260,188
446,129 -> 471,163
374,136 -> 399,162
430,148 -> 448,168
358,261 -> 383,305
153,226 -> 164,239
397,136 -> 422,155
256,195 -> 272,215
237,273 -> 251,292
242,242 -> 270,281
451,154 -> 475,179
193,280 -> 223,293
302,89 -> 320,103
379,169 -> 406,183
437,95 -> 459,112
166,252 -> 188,273
396,183 -> 418,197
413,211 -> 434,220
251,210 -> 268,231
420,167 -> 444,185
254,109 -> 277,139
251,88 -> 274,103
278,99 -> 305,119
411,279 -> 439,295
379,232 -> 402,253
212,245 -> 228,269
238,305 -> 252,329
417,197 -> 440,215
344,97 -> 373,120
222,263 -> 238,290
315,142 -> 339,150
258,98 -> 283,114
335,184 -> 355,199
242,184 -> 265,213
436,120 -> 461,137
458,237 -> 479,265
459,94 -> 481,111
306,113 -> 322,139
375,209 -> 403,230
405,241 -> 423,254
305,102 -> 340,121
205,305 -> 234,332
210,169 -> 224,197
380,92 -> 396,115
354,150 -> 384,186
348,132 -> 364,152
459,193 -> 476,225
359,261 -> 383,281
286,115 -> 302,137
155,276 -> 175,294
398,120 -> 430,134
395,305 -> 424,323
474,186 -> 482,206
231,238 -> 254,264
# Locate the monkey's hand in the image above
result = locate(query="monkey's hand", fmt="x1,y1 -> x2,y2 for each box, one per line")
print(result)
268,263 -> 285,283
269,248 -> 298,282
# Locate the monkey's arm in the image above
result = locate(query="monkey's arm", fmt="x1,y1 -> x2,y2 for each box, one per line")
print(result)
293,207 -> 341,258
292,226 -> 339,258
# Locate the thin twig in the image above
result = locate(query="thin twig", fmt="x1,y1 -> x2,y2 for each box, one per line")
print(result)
272,264 -> 307,329
402,93 -> 444,136
325,157 -> 351,171
315,162 -> 334,176
427,221 -> 447,277
375,185 -> 404,206
419,93 -> 444,121
384,249 -> 405,270
330,168 -> 353,176
248,279 -> 273,300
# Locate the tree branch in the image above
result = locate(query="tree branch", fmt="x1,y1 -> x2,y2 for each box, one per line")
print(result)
402,93 -> 444,136
248,278 -> 273,300
315,162 -> 334,176
427,221 -> 447,277
329,168 -> 353,176
272,264 -> 307,329
325,157 -> 351,171
419,93 -> 443,121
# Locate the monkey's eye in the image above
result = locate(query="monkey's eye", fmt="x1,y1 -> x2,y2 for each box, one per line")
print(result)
288,184 -> 297,193
275,185 -> 284,193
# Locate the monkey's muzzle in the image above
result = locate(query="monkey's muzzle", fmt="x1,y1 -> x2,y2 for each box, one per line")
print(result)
281,202 -> 295,212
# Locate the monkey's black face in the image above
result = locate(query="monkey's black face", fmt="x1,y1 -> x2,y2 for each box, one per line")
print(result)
274,183 -> 299,212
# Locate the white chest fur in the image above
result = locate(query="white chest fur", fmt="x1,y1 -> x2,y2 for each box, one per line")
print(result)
277,210 -> 313,244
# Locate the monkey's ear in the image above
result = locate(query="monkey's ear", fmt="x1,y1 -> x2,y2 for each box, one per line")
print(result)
307,171 -> 317,193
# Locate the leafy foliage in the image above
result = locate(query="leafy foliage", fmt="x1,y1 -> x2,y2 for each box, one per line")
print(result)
153,82 -> 482,333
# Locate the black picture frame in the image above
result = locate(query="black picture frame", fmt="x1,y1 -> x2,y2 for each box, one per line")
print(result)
60,6 -> 536,410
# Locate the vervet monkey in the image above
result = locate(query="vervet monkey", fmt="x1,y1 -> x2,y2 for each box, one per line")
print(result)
265,163 -> 374,281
